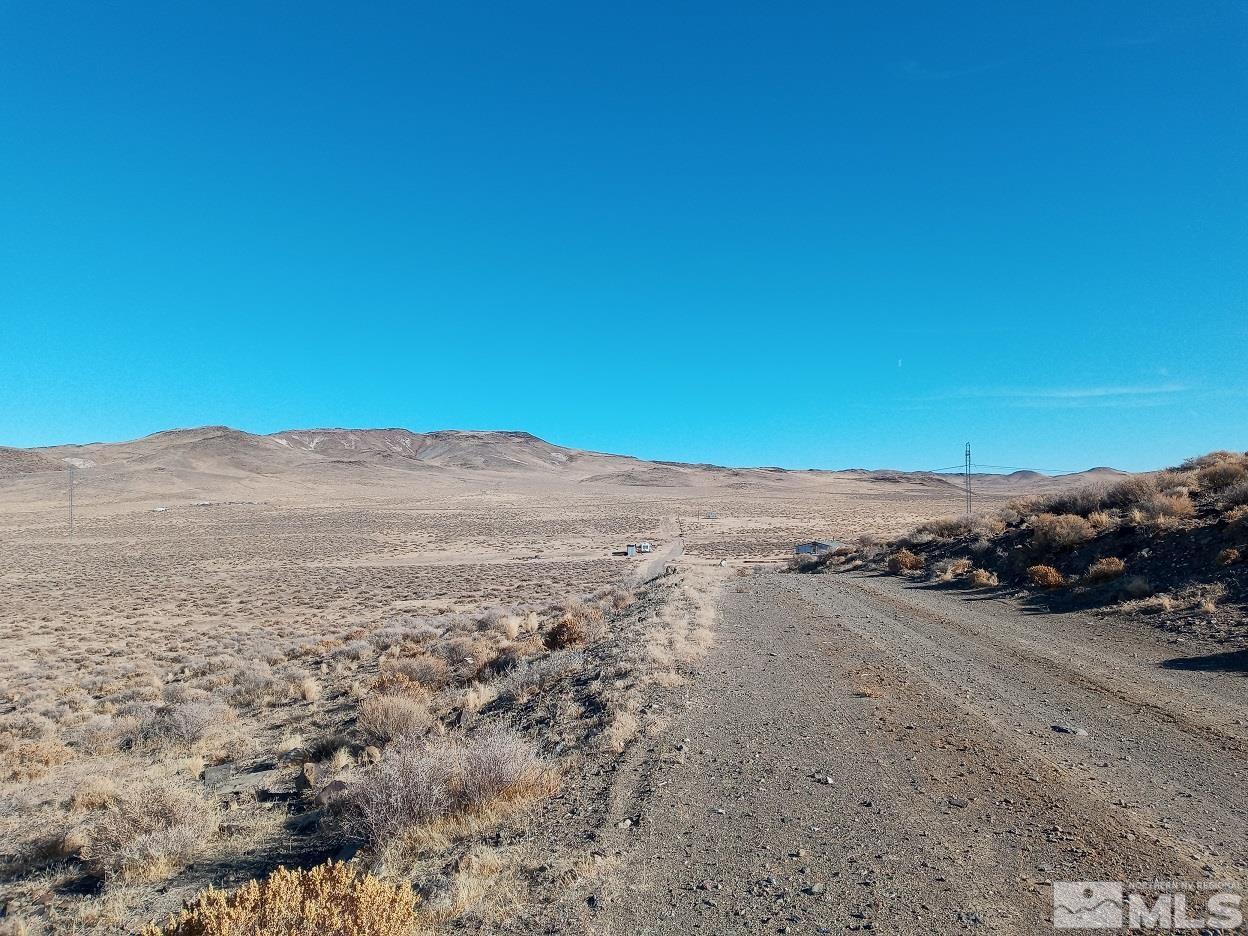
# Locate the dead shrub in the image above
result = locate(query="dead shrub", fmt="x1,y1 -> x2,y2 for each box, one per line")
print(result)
972,515 -> 1008,537
71,776 -> 121,812
886,549 -> 924,574
1027,565 -> 1066,589
1105,476 -> 1159,511
1041,484 -> 1110,517
1196,461 -> 1248,492
457,722 -> 548,813
1000,496 -> 1041,524
916,517 -> 972,540
84,783 -> 218,882
1181,450 -> 1247,471
370,671 -> 432,700
787,553 -> 822,573
357,695 -> 434,745
968,569 -> 998,589
387,654 -> 451,691
1154,468 -> 1197,494
440,636 -> 494,670
1137,593 -> 1175,614
1087,510 -> 1114,531
1221,480 -> 1248,510
231,662 -> 283,707
141,702 -> 234,748
1217,548 -> 1241,566
967,568 -> 999,588
1031,514 -> 1095,550
344,726 -> 551,846
2,738 -> 73,781
493,651 -> 584,704
139,861 -> 420,936
934,558 -> 973,582
1084,556 -> 1126,583
604,586 -> 635,611
1140,492 -> 1195,521
544,615 -> 587,650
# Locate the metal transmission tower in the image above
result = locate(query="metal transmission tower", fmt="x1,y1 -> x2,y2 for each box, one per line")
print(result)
964,443 -> 972,516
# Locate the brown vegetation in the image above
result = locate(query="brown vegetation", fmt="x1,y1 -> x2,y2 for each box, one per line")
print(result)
1084,556 -> 1126,583
1027,565 -> 1066,589
967,568 -> 998,588
141,862 -> 421,936
874,450 -> 1248,637
1030,513 -> 1095,550
887,549 -> 924,574
83,783 -> 219,883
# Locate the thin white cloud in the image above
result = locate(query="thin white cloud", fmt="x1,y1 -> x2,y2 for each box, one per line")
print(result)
1005,383 -> 1189,400
923,383 -> 1192,407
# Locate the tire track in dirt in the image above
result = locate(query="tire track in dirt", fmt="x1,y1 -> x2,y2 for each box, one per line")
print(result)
593,571 -> 1245,934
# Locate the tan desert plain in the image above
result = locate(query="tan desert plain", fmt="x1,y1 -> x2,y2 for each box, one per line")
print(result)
0,426 -> 1245,935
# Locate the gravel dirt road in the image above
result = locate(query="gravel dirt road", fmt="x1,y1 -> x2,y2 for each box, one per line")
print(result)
595,570 -> 1248,934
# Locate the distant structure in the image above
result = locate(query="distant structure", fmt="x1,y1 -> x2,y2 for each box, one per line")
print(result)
794,540 -> 839,556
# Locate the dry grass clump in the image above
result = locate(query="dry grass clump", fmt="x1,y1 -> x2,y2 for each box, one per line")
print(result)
1087,510 -> 1114,531
933,558 -> 973,582
71,776 -> 122,812
1,737 -> 73,781
1084,556 -> 1126,583
493,651 -> 584,704
886,549 -> 924,574
370,670 -> 433,699
967,568 -> 998,588
1197,459 -> 1248,492
140,861 -> 421,936
1137,491 -> 1196,522
1217,548 -> 1241,566
1041,484 -> 1113,517
1105,476 -> 1159,512
345,724 -> 553,847
1030,513 -> 1095,550
1027,565 -> 1066,589
84,782 -> 218,882
916,517 -> 972,540
357,694 -> 435,745
386,653 -> 452,691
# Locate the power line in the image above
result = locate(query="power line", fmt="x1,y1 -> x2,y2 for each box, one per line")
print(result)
964,443 -> 972,517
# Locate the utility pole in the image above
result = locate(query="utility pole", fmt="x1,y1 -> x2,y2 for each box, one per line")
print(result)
964,443 -> 972,517
68,465 -> 75,537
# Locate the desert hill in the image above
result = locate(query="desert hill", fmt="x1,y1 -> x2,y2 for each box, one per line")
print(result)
0,425 -> 1120,513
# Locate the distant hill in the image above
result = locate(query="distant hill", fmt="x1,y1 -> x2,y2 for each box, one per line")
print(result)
0,446 -> 64,476
0,425 -> 1123,508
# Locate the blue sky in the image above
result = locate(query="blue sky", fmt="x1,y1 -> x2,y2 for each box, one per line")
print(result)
1,2 -> 1244,471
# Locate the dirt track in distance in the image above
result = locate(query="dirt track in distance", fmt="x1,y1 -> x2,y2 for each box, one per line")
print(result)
596,571 -> 1248,934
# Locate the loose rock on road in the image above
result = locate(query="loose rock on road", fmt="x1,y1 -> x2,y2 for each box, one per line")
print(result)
598,571 -> 1248,934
